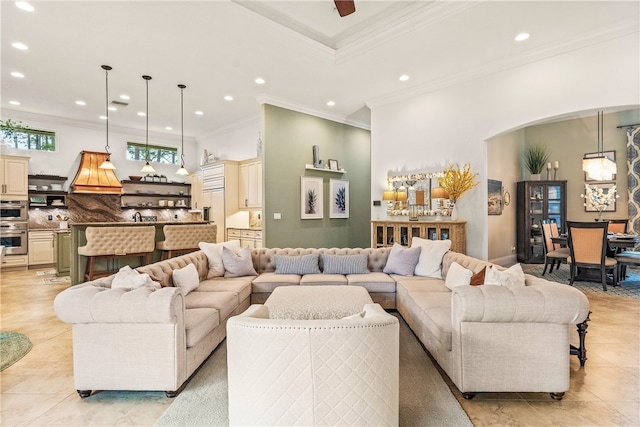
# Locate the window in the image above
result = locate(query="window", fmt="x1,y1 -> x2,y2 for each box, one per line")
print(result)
127,142 -> 178,165
2,129 -> 56,152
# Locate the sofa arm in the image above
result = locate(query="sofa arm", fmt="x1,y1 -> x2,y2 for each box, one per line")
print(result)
54,284 -> 183,324
452,283 -> 589,325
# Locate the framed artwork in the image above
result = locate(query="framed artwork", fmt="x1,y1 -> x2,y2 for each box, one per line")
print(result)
487,179 -> 502,215
584,150 -> 616,181
584,182 -> 617,212
329,179 -> 349,218
301,176 -> 323,219
328,159 -> 339,171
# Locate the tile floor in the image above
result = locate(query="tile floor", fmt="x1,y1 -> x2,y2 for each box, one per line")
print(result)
1,266 -> 638,426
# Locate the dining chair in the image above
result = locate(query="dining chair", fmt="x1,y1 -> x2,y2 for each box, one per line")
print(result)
566,221 -> 617,291
607,219 -> 629,234
540,219 -> 569,275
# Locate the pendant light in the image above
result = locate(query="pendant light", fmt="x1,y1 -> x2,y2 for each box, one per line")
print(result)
98,65 -> 116,170
176,84 -> 189,176
582,111 -> 616,181
140,75 -> 155,174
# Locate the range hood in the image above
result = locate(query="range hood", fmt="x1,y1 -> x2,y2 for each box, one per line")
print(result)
71,151 -> 122,194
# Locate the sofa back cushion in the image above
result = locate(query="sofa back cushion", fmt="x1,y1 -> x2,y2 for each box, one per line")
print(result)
137,250 -> 209,287
255,248 -> 389,274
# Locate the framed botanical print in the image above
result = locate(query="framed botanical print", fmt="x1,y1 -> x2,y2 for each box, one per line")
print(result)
301,176 -> 323,219
329,179 -> 349,218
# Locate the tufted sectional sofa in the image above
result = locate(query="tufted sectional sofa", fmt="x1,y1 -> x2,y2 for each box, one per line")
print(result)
54,245 -> 589,401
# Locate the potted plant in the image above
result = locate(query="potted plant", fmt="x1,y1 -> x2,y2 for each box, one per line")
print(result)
524,143 -> 550,180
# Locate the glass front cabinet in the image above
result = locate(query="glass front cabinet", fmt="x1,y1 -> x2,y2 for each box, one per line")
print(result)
516,180 -> 567,263
371,220 -> 466,254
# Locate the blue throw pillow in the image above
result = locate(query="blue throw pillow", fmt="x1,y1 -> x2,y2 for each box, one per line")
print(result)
383,243 -> 421,276
322,254 -> 369,274
275,253 -> 321,275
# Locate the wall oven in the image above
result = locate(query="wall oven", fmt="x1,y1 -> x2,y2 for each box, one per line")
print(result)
0,222 -> 28,255
0,200 -> 28,222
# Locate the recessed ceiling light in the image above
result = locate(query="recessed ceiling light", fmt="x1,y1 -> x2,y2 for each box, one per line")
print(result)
15,2 -> 34,12
137,112 -> 146,117
108,106 -> 117,111
195,111 -> 204,116
326,101 -> 335,107
255,77 -> 265,85
9,100 -> 21,106
515,33 -> 530,41
12,42 -> 28,50
224,95 -> 234,101
399,74 -> 410,81
75,100 -> 86,106
99,115 -> 107,120
165,126 -> 173,131
120,94 -> 130,100
11,71 -> 25,78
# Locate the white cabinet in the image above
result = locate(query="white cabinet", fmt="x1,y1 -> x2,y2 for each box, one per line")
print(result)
238,158 -> 262,209
201,161 -> 239,243
28,230 -> 55,265
1,154 -> 29,199
228,228 -> 262,249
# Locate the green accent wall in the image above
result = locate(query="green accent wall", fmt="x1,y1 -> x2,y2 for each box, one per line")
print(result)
262,104 -> 371,248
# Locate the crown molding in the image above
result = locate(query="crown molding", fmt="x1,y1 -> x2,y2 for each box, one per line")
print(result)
367,19 -> 639,110
196,114 -> 261,141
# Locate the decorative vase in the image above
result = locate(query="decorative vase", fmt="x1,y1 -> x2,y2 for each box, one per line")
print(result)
450,202 -> 458,220
530,173 -> 541,181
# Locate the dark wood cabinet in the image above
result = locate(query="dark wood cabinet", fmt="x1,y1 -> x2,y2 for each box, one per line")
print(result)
516,180 -> 567,263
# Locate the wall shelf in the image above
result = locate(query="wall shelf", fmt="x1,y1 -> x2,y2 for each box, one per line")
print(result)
304,164 -> 346,174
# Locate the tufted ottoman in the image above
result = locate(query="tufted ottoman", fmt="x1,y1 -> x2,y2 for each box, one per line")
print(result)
265,285 -> 373,319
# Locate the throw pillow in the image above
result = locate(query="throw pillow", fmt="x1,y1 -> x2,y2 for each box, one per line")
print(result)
111,265 -> 160,290
411,237 -> 452,278
222,246 -> 258,278
382,243 -> 421,276
322,254 -> 369,274
444,262 -> 473,290
485,264 -> 526,287
199,240 -> 241,278
274,253 -> 321,275
172,263 -> 200,296
470,266 -> 488,286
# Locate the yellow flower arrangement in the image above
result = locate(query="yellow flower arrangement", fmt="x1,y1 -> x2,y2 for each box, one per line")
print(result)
438,163 -> 478,203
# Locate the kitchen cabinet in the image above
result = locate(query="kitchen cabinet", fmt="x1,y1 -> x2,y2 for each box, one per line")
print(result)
516,180 -> 567,263
228,228 -> 262,249
120,180 -> 191,209
371,220 -> 466,254
201,161 -> 239,243
0,154 -> 29,199
238,158 -> 262,209
55,231 -> 71,276
28,230 -> 55,265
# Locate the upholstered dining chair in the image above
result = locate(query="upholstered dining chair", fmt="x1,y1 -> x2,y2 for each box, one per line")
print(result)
607,219 -> 629,234
567,221 -> 617,291
540,219 -> 569,275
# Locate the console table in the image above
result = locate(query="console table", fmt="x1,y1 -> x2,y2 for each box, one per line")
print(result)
371,219 -> 466,254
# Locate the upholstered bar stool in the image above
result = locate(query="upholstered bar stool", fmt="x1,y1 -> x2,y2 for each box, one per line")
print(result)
77,226 -> 156,281
156,223 -> 217,260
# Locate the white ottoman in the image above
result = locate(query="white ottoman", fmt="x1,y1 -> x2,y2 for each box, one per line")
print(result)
265,285 -> 373,319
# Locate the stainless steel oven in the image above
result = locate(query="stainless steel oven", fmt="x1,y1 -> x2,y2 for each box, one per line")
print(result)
0,200 -> 28,221
0,222 -> 28,255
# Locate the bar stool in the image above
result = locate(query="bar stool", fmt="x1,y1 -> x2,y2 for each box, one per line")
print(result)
78,226 -> 156,281
156,224 -> 217,260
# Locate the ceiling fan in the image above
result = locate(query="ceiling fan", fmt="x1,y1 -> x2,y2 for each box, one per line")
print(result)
334,0 -> 356,17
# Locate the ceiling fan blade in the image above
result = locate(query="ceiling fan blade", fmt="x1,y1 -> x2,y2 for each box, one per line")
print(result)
334,0 -> 355,17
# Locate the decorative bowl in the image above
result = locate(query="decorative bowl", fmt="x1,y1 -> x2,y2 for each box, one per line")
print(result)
129,176 -> 142,181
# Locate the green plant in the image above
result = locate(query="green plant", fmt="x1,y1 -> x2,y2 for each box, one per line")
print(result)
524,143 -> 550,174
0,119 -> 29,140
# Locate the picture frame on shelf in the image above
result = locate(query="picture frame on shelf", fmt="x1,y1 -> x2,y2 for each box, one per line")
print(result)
584,182 -> 617,212
329,179 -> 349,218
584,150 -> 616,181
301,176 -> 323,219
328,159 -> 339,171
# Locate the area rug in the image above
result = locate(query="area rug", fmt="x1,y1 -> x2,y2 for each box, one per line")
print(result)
155,314 -> 472,426
43,276 -> 71,285
0,331 -> 33,371
522,263 -> 640,299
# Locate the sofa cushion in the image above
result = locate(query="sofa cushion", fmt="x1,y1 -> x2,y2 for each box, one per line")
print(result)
184,290 -> 239,321
111,265 -> 160,290
383,243 -> 421,276
411,237 -> 452,278
394,276 -> 449,293
199,240 -> 241,278
300,274 -> 348,286
198,277 -> 253,303
408,291 -> 453,350
444,262 -> 472,290
184,308 -> 219,348
470,266 -> 487,286
321,254 -> 369,274
346,272 -> 396,293
172,263 -> 200,295
223,246 -> 258,278
485,264 -> 526,287
252,272 -> 301,293
275,253 -> 321,275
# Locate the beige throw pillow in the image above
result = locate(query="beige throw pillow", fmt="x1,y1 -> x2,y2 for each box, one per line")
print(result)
198,240 -> 241,278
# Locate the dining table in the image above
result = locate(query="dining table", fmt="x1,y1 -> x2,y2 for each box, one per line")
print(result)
551,234 -> 640,251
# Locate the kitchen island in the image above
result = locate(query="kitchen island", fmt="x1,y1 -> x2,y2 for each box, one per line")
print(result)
70,221 -> 210,285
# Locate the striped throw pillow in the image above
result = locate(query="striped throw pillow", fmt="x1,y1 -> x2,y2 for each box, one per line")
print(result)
322,254 -> 370,274
274,253 -> 321,275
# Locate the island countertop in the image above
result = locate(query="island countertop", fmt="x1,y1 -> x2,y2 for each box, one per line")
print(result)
70,220 -> 209,227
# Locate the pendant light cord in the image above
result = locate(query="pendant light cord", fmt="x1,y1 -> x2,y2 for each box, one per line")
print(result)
102,65 -> 112,155
179,84 -> 186,167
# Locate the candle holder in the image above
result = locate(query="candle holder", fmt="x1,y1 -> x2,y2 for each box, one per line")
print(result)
547,164 -> 552,180
554,166 -> 559,180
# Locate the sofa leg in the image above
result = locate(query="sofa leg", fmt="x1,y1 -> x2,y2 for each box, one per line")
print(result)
462,392 -> 476,400
77,390 -> 92,398
550,392 -> 565,400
